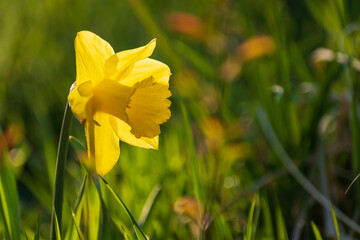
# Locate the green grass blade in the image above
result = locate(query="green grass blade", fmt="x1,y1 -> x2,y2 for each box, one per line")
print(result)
311,221 -> 323,240
127,0 -> 181,68
69,136 -> 86,153
112,217 -> 136,240
138,184 -> 161,227
101,177 -> 147,240
75,176 -> 86,207
0,162 -> 20,240
34,216 -> 40,240
261,195 -> 274,238
275,203 -> 288,240
69,138 -> 110,240
0,180 -> 11,240
257,107 -> 360,233
350,95 -> 360,201
65,173 -> 87,240
50,102 -> 73,240
213,214 -> 233,240
245,198 -> 256,240
180,101 -> 203,211
91,175 -> 111,240
174,41 -> 216,79
330,203 -> 341,240
54,209 -> 62,240
74,173 -> 87,212
70,206 -> 84,240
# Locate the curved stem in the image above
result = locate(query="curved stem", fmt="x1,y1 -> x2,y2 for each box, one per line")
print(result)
50,102 -> 73,239
257,107 -> 360,234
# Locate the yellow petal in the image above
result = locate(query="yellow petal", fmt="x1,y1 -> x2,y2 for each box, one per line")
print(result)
77,81 -> 93,97
85,112 -> 120,176
109,116 -> 159,149
105,39 -> 156,81
75,31 -> 115,85
68,85 -> 90,120
92,80 -> 133,121
126,76 -> 171,138
119,58 -> 171,87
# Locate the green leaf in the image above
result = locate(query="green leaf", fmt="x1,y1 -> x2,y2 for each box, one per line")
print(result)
138,184 -> 161,227
70,206 -> 84,240
112,217 -> 135,240
0,159 -> 20,240
34,216 -> 40,240
275,204 -> 288,240
174,41 -> 216,79
180,101 -> 203,207
245,199 -> 255,240
91,175 -> 111,240
261,194 -> 274,238
101,177 -> 147,240
54,209 -> 62,240
65,174 -> 87,240
50,103 -> 73,240
74,173 -> 87,212
245,197 -> 259,240
331,203 -> 341,240
350,95 -> 360,202
69,136 -> 86,153
311,221 -> 323,240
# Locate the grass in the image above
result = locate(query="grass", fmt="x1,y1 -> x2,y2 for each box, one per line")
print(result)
1,0 -> 360,239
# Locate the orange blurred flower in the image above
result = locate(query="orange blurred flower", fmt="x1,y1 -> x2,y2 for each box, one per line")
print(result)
236,35 -> 276,62
174,196 -> 204,224
165,12 -> 206,40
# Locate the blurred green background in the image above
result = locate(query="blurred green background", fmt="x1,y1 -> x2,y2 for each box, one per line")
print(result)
2,0 -> 360,239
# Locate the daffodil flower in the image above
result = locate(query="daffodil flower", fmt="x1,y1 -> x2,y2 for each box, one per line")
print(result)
68,31 -> 171,176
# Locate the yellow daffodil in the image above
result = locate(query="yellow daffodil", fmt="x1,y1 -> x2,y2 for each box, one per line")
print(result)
68,31 -> 171,176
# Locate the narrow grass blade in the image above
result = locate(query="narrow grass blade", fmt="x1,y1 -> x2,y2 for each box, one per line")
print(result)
330,203 -> 341,240
112,217 -> 136,240
0,167 -> 20,240
74,173 -> 87,211
213,214 -> 233,240
50,102 -> 73,239
345,173 -> 360,195
34,216 -> 40,240
54,209 -> 62,240
244,198 -> 256,240
174,41 -> 216,79
70,206 -> 84,240
275,204 -> 288,240
0,187 -> 11,240
350,95 -> 360,201
138,184 -> 161,227
180,101 -> 203,216
127,0 -> 181,68
257,107 -> 360,233
252,200 -> 260,240
311,221 -> 323,240
101,177 -> 147,240
65,174 -> 87,240
84,175 -> 101,240
0,145 -> 20,240
69,138 -> 108,240
92,176 -> 111,240
69,136 -> 86,153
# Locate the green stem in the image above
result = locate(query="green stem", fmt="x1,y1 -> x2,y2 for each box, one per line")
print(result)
50,102 -> 73,239
101,177 -> 147,240
92,174 -> 112,240
257,107 -> 360,234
